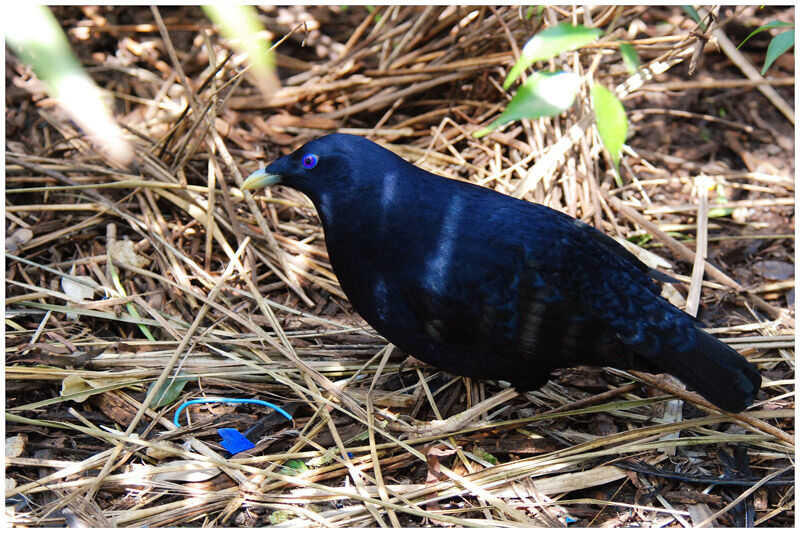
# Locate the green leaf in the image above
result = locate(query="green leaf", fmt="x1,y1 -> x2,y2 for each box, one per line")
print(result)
503,24 -> 602,89
107,255 -> 156,341
202,5 -> 277,95
681,5 -> 704,28
738,20 -> 794,49
148,377 -> 191,408
708,207 -> 734,218
762,29 -> 794,74
630,233 -> 653,247
268,511 -> 290,525
475,71 -> 580,137
525,6 -> 535,20
619,42 -> 640,74
472,445 -> 499,465
281,459 -> 309,475
709,188 -> 733,218
5,5 -> 133,163
591,84 -> 628,176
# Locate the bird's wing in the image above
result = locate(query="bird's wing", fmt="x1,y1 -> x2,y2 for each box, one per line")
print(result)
578,220 -> 679,283
393,197 -> 693,389
397,241 -> 648,390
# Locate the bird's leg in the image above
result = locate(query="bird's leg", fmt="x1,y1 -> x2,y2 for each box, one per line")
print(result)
385,386 -> 519,437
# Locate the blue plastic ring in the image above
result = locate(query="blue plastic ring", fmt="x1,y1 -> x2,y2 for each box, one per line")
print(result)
173,398 -> 293,428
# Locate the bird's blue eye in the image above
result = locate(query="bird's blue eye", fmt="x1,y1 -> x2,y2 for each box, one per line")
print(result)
302,153 -> 318,169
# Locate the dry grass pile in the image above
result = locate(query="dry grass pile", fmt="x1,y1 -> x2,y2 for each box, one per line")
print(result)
5,5 -> 795,527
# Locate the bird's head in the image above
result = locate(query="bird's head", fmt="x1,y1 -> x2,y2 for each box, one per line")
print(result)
242,133 -> 390,203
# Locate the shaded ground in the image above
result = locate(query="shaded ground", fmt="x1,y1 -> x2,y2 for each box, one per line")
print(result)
5,5 -> 794,528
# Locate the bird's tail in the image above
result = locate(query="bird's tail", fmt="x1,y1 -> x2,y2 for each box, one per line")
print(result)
654,328 -> 761,413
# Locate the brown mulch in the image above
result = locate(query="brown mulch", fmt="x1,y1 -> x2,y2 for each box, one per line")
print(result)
5,5 -> 794,528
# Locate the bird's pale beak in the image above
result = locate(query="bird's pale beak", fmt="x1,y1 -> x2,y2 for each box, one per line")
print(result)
242,168 -> 281,190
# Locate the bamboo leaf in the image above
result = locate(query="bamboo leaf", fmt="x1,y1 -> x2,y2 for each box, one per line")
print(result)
591,84 -> 628,178
202,5 -> 278,96
619,42 -> 640,74
762,29 -> 795,74
681,5 -> 704,28
475,71 -> 580,137
738,20 -> 794,49
5,5 -> 132,163
148,377 -> 192,408
503,24 -> 602,89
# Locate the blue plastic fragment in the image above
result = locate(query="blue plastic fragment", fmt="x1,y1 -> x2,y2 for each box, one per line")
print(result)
217,428 -> 256,455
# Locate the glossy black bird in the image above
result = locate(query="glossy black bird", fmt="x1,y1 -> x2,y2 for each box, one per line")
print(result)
243,133 -> 761,413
